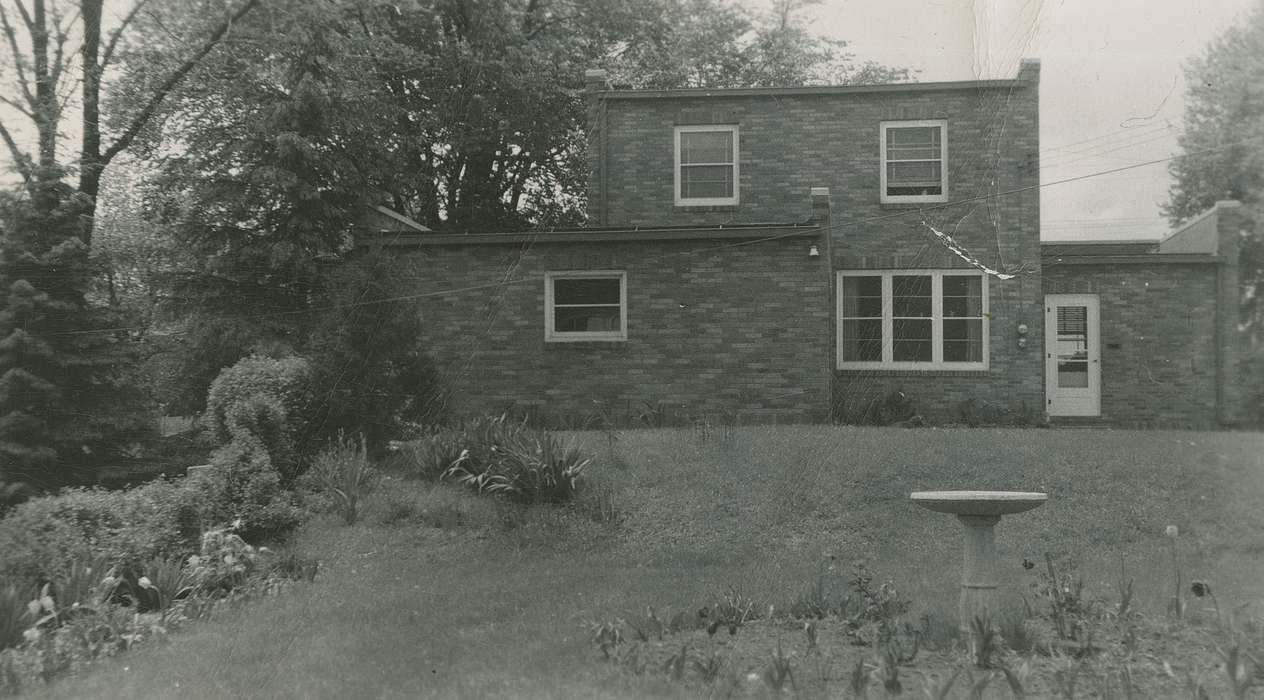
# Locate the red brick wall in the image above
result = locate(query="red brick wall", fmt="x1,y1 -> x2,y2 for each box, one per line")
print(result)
1042,263 -> 1224,428
586,65 -> 1044,422
388,235 -> 833,425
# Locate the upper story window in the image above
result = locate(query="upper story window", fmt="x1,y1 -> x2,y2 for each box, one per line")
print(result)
545,271 -> 627,342
837,270 -> 987,370
674,125 -> 739,206
880,120 -> 948,203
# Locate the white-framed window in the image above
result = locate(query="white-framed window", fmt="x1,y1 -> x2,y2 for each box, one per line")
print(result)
880,119 -> 948,203
544,271 -> 627,342
837,270 -> 987,370
674,125 -> 739,206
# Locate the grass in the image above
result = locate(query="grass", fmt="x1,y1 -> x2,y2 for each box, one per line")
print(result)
22,425 -> 1264,698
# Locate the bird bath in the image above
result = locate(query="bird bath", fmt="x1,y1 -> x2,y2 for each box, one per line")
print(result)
910,491 -> 1047,633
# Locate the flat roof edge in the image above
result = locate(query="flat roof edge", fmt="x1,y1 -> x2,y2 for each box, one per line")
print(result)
597,79 -> 1023,100
1043,254 -> 1224,266
360,224 -> 822,247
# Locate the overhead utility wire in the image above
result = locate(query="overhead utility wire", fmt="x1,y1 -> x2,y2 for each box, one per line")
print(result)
41,133 -> 1262,337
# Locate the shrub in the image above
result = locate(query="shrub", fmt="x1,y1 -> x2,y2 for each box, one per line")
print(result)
0,480 -> 202,589
184,526 -> 264,593
205,355 -> 314,478
442,424 -> 590,504
305,253 -> 445,458
190,443 -> 302,542
307,433 -> 377,525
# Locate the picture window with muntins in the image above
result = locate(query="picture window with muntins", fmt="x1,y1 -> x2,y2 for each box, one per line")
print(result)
837,270 -> 987,369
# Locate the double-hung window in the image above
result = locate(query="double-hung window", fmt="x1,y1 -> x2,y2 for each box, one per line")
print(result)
545,271 -> 627,342
837,270 -> 987,369
674,125 -> 739,206
880,120 -> 948,203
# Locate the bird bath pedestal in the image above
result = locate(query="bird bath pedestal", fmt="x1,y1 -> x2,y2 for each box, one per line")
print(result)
910,491 -> 1047,634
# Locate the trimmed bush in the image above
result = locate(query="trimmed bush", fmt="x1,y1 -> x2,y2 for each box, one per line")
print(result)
205,355 -> 314,479
190,443 -> 302,542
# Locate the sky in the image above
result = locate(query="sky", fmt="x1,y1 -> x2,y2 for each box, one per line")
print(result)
797,0 -> 1257,241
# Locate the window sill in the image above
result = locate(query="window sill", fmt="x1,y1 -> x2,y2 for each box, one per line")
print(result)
674,204 -> 740,212
878,200 -> 948,210
835,367 -> 989,377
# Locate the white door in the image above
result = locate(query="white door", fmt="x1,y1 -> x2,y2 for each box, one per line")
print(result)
1045,295 -> 1100,417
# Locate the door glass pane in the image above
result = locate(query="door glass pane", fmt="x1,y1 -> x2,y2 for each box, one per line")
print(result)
1055,305 -> 1089,388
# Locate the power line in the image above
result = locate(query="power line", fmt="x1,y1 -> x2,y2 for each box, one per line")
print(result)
38,130 -> 1255,339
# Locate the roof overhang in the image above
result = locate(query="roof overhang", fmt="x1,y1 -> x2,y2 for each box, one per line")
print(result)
360,223 -> 822,248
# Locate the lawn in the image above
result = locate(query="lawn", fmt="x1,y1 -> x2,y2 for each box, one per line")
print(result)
25,426 -> 1264,699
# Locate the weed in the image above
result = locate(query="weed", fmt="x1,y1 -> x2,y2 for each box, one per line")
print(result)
964,669 -> 994,700
970,614 -> 1001,668
1166,525 -> 1186,620
849,656 -> 872,699
625,606 -> 665,642
762,640 -> 795,693
919,668 -> 960,700
1026,552 -> 1100,643
1114,554 -> 1135,620
663,644 -> 688,681
308,433 -> 377,525
876,647 -> 902,695
139,555 -> 193,622
0,582 -> 33,650
1000,659 -> 1031,698
690,652 -> 724,683
1052,655 -> 1086,699
1220,643 -> 1259,699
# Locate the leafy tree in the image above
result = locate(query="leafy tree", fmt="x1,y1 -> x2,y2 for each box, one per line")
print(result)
137,0 -> 913,426
1164,0 -> 1264,346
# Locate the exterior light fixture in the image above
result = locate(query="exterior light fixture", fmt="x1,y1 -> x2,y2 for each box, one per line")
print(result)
808,245 -> 820,258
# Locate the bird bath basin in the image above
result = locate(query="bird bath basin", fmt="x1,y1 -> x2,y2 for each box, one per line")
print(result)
910,491 -> 1048,634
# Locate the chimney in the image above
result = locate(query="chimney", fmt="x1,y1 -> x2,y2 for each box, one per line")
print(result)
585,69 -> 610,226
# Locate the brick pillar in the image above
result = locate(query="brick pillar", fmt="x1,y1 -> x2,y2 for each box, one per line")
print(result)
811,187 -> 834,420
1215,200 -> 1244,424
584,69 -> 609,227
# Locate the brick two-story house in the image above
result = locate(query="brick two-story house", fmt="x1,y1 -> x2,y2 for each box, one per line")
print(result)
362,59 -> 1246,428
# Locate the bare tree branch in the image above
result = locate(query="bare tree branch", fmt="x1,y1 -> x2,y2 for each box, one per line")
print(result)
101,0 -> 262,164
0,94 -> 34,118
100,0 -> 150,71
0,117 -> 33,182
0,2 -> 37,108
11,0 -> 33,31
48,0 -> 81,88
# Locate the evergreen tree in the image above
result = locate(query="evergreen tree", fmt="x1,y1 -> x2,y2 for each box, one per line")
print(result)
0,173 -> 154,490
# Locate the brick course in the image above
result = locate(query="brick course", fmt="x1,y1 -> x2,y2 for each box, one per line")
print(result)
389,234 -> 833,425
